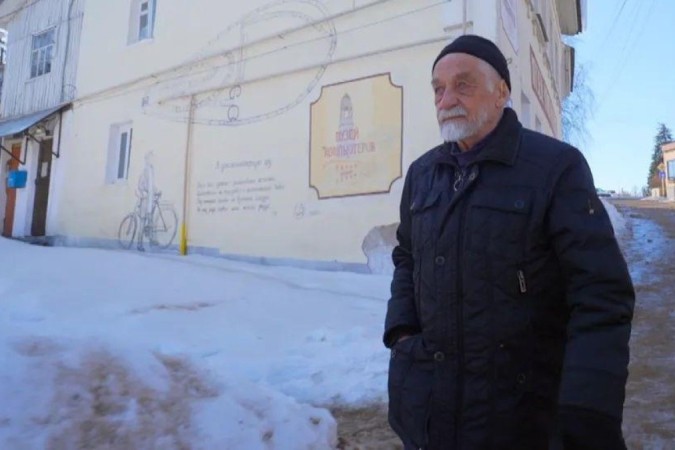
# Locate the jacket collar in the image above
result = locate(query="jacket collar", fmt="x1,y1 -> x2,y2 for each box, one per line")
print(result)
434,107 -> 522,167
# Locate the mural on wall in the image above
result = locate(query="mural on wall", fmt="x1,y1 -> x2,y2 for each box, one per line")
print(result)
194,157 -> 285,217
309,73 -> 403,199
142,0 -> 337,126
118,152 -> 178,251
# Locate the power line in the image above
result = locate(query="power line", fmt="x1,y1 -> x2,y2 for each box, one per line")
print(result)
597,0 -> 657,107
597,0 -> 630,52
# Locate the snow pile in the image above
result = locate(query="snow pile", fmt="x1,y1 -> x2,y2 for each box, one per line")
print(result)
0,238 -> 392,449
601,198 -> 628,240
0,338 -> 335,449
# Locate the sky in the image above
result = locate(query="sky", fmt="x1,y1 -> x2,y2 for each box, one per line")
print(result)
572,0 -> 675,193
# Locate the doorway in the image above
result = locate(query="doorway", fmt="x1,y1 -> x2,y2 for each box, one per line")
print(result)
2,143 -> 22,237
31,139 -> 53,236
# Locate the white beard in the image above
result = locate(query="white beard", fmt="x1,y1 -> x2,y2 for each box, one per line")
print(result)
438,108 -> 490,143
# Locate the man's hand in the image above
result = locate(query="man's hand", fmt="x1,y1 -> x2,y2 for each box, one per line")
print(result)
395,334 -> 412,345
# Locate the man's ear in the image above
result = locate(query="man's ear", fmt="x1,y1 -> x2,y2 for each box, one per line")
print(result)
497,80 -> 510,107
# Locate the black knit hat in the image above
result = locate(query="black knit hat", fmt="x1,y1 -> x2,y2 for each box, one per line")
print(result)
432,34 -> 511,91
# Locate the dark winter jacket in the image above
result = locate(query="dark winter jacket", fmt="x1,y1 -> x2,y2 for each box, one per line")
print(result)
384,108 -> 634,449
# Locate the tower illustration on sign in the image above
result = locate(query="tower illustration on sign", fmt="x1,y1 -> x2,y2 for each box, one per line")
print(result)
337,94 -> 358,145
310,73 -> 403,199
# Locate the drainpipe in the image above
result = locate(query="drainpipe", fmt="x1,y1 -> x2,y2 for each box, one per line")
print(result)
180,95 -> 195,255
60,0 -> 76,103
462,0 -> 467,34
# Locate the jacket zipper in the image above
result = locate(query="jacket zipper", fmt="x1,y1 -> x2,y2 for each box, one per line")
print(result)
454,164 -> 481,448
517,269 -> 527,294
455,199 -> 468,448
454,166 -> 477,448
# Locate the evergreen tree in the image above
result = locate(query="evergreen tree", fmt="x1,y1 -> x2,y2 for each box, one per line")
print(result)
647,123 -> 673,188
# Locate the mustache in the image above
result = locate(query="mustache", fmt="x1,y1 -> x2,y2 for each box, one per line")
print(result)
437,107 -> 468,121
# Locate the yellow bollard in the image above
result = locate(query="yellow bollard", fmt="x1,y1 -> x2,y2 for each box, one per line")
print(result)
179,223 -> 187,255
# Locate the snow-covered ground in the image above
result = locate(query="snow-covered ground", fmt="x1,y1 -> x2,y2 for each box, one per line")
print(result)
0,238 -> 392,449
608,200 -> 675,449
0,199 -> 663,449
603,198 -> 668,286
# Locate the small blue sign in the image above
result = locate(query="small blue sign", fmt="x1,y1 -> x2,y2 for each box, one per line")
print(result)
7,170 -> 28,189
659,170 -> 666,180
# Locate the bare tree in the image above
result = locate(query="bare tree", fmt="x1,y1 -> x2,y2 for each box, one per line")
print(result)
562,63 -> 595,148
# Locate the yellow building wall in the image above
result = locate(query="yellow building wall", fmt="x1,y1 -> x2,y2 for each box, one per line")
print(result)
54,0 -> 571,267
55,94 -> 187,240
57,0 -> 464,265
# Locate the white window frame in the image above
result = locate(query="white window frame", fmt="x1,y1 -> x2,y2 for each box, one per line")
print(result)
138,0 -> 156,40
30,28 -> 55,78
128,0 -> 157,44
106,122 -> 133,183
667,159 -> 675,181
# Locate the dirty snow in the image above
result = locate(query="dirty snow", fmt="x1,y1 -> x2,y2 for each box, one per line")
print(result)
0,238 -> 392,449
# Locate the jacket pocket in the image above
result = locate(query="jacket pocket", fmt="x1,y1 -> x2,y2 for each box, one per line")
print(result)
467,187 -> 533,265
410,190 -> 442,250
388,335 -> 434,448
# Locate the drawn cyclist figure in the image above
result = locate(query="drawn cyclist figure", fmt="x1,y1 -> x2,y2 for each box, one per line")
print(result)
136,151 -> 157,250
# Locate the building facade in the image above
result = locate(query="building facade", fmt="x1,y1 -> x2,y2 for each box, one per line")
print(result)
0,0 -> 84,239
663,142 -> 675,201
0,0 -> 583,272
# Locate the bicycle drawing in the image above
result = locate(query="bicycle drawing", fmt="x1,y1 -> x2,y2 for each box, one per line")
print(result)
118,190 -> 178,251
118,152 -> 178,251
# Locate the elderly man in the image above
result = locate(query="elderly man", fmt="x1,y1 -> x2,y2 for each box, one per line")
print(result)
384,35 -> 634,449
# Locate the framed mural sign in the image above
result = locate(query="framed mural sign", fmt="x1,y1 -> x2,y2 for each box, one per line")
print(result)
309,73 -> 403,199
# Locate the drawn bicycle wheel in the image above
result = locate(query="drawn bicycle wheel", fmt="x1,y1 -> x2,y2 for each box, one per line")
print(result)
118,214 -> 138,249
149,206 -> 178,250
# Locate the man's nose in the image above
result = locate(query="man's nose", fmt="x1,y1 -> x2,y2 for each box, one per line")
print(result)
437,88 -> 458,111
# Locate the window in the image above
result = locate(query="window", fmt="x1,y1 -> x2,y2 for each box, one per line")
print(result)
138,0 -> 156,40
106,123 -> 133,183
1,30 -> 7,65
667,160 -> 675,181
534,1 -> 549,43
31,29 -> 55,78
129,0 -> 157,44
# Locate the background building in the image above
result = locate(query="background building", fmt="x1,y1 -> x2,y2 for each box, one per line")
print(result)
663,142 -> 675,200
0,0 -> 84,239
0,29 -> 7,97
0,0 -> 584,272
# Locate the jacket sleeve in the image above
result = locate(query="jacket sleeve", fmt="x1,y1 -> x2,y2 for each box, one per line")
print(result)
383,167 -> 421,348
546,149 -> 635,432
